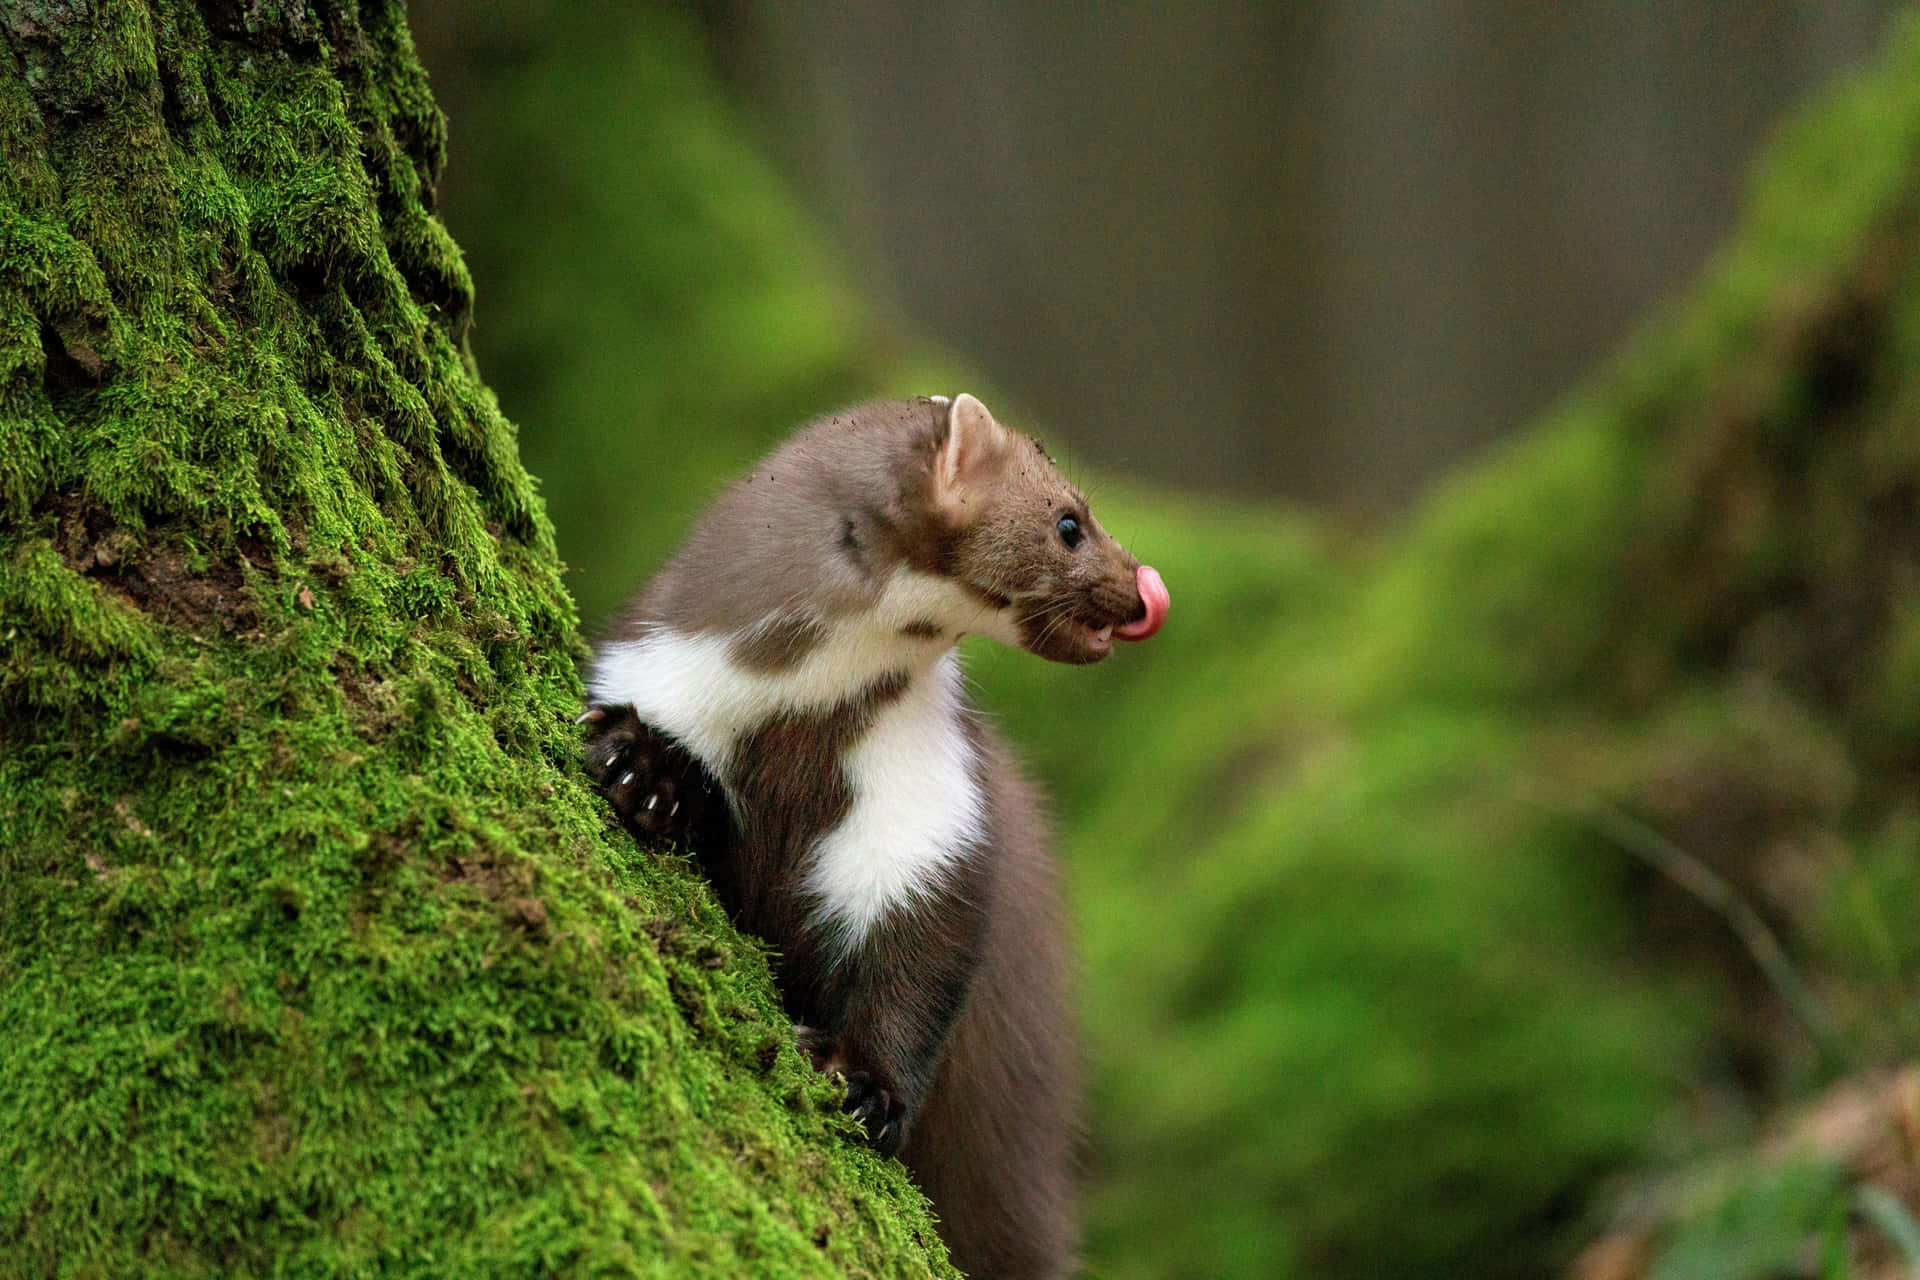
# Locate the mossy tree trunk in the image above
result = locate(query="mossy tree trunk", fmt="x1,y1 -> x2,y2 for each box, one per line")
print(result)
0,4 -> 951,1276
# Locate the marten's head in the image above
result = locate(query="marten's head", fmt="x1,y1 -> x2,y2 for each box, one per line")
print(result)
926,394 -> 1168,665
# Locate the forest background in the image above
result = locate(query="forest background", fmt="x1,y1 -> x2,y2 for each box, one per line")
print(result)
4,2 -> 1919,1276
411,3 -> 1920,1276
408,5 -> 1920,1274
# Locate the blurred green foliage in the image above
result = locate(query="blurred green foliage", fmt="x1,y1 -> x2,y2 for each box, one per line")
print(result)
431,5 -> 1920,1277
423,1 -> 895,623
969,490 -> 1700,1278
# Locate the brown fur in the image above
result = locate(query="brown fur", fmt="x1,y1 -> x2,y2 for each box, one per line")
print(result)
904,730 -> 1078,1279
729,612 -> 828,673
619,400 -> 954,639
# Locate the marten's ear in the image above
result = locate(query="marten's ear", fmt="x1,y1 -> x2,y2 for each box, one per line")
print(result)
934,393 -> 1014,512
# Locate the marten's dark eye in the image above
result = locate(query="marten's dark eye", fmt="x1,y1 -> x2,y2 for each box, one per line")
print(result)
1055,515 -> 1083,549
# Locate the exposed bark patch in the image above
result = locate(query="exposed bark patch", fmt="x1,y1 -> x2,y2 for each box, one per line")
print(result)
440,849 -> 532,899
504,895 -> 548,935
195,0 -> 321,53
439,849 -> 555,937
255,1097 -> 295,1162
6,2 -> 98,122
51,494 -> 270,638
38,321 -> 105,392
90,542 -> 258,636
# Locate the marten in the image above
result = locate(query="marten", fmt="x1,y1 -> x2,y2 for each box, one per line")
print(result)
582,393 -> 1169,1278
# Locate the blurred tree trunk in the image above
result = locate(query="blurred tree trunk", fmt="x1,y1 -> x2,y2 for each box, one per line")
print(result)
0,3 -> 949,1275
711,2 -> 1897,514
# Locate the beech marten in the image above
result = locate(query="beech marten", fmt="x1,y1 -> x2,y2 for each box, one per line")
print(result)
583,394 -> 1169,1279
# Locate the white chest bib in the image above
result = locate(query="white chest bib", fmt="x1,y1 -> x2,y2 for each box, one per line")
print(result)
589,569 -> 1000,947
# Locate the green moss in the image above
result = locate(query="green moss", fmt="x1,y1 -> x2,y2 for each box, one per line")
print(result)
0,4 -> 950,1276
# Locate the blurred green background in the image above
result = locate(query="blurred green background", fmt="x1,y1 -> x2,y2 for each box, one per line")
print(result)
409,4 -> 1920,1276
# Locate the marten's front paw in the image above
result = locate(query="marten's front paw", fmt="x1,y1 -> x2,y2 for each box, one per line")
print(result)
580,703 -> 718,845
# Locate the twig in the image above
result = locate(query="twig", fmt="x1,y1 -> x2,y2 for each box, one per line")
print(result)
1857,1184 -> 1920,1280
1522,783 -> 1850,1073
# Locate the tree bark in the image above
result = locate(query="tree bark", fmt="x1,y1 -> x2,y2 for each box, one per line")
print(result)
0,4 -> 952,1275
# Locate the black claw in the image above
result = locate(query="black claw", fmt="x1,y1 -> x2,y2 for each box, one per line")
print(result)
841,1071 -> 905,1156
581,702 -> 727,849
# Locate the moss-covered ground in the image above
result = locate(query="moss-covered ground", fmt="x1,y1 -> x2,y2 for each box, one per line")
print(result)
0,4 -> 951,1276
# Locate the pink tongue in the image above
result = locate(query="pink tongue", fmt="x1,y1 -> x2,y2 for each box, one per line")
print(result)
1115,564 -> 1169,642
